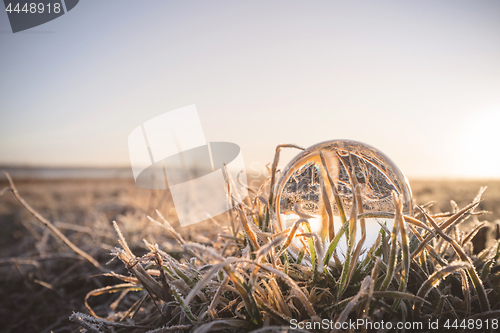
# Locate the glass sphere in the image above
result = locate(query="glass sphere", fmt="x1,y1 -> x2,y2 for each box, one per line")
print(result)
274,140 -> 413,259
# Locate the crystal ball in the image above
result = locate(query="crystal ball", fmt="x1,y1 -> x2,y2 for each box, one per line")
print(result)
274,140 -> 413,260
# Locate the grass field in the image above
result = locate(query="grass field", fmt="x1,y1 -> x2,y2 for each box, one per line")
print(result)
0,175 -> 499,332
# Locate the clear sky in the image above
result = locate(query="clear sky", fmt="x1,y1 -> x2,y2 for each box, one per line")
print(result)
1,0 -> 499,178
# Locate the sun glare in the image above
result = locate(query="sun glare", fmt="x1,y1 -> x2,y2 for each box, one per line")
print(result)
461,109 -> 500,178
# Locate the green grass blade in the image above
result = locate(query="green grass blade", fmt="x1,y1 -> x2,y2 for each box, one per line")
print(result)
379,211 -> 399,292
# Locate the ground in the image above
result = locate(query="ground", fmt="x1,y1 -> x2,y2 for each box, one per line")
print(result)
0,177 -> 499,332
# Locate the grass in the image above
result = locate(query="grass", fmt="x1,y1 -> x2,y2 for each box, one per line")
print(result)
1,147 -> 500,332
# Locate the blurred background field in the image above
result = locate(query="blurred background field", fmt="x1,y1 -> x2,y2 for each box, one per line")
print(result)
0,172 -> 499,332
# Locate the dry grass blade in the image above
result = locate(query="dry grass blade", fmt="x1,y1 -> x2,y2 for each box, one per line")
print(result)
371,291 -> 429,304
0,185 -> 10,197
257,235 -> 286,261
379,208 -> 399,292
84,283 -> 142,318
318,150 -> 348,226
237,205 -> 260,250
333,276 -> 371,333
461,222 -> 487,247
2,171 -> 104,271
225,268 -> 262,326
192,319 -> 247,333
171,286 -> 198,322
113,221 -> 133,257
183,242 -> 225,262
347,160 -> 367,270
414,261 -> 471,318
269,277 -> 292,318
254,292 -> 293,323
146,324 -> 194,333
276,218 -> 309,258
319,175 -> 335,241
396,193 -> 409,293
151,210 -> 186,245
184,258 -> 240,306
0,257 -> 41,268
112,223 -> 168,302
297,232 -> 324,272
253,262 -> 319,321
70,312 -> 154,331
377,220 -> 391,235
293,203 -> 315,219
69,313 -> 101,333
222,163 -> 239,236
336,194 -> 358,298
208,276 -> 229,318
482,241 -> 500,280
466,310 -> 500,320
421,209 -> 491,312
293,205 -> 318,272
460,269 -> 471,317
364,257 -> 381,314
473,186 -> 488,203
358,212 -> 434,234
408,224 -> 448,267
411,200 -> 479,259
268,143 -> 305,209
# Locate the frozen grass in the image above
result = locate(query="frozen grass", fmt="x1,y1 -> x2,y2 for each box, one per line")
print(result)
1,147 -> 500,332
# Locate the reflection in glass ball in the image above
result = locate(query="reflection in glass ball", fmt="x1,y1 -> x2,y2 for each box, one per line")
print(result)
274,140 -> 413,261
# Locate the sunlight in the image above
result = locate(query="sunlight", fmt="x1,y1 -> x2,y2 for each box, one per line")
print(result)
461,109 -> 500,178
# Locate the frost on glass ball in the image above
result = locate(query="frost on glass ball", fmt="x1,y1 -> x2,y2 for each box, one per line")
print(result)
274,140 -> 413,261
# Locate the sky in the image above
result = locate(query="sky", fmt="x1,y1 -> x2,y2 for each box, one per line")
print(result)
1,0 -> 499,178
